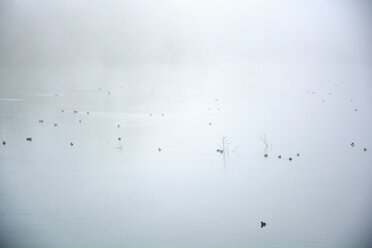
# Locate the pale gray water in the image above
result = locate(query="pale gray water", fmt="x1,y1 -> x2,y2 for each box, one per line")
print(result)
1,64 -> 372,248
1,0 -> 372,247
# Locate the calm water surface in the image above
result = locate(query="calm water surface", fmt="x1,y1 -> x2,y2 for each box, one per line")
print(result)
0,65 -> 371,248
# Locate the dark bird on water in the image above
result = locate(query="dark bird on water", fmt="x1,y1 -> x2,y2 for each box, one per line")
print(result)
261,221 -> 267,228
216,149 -> 223,154
54,123 -> 58,127
297,153 -> 300,157
364,148 -> 367,152
351,142 -> 355,147
70,142 -> 74,146
2,141 -> 6,145
39,120 -> 44,123
158,147 -> 162,152
118,137 -> 122,141
278,155 -> 282,159
73,110 -> 78,114
289,157 -> 292,161
26,138 -> 32,142
264,153 -> 268,158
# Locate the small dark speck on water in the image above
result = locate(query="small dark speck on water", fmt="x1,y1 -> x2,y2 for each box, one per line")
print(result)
79,120 -> 82,123
39,120 -> 44,123
161,113 -> 164,117
289,157 -> 292,161
70,142 -> 74,146
354,109 -> 358,112
117,124 -> 120,128
278,155 -> 281,159
208,122 -> 212,125
158,147 -> 162,152
264,153 -> 268,158
26,138 -> 32,142
297,153 -> 300,157
73,110 -> 78,114
351,142 -> 355,147
118,137 -> 122,141
87,112 -> 89,115
261,221 -> 267,228
364,148 -> 367,152
2,141 -> 6,145
54,123 -> 58,127
108,91 -> 111,95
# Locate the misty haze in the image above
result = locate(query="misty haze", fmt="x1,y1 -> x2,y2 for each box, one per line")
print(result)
0,0 -> 372,247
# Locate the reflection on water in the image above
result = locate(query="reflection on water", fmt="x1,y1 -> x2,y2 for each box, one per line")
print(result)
0,64 -> 372,248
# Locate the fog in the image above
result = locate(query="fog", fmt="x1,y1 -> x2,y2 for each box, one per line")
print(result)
0,0 -> 372,247
1,0 -> 371,66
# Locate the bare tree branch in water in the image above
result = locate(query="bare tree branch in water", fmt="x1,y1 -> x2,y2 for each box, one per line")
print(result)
259,134 -> 271,157
217,135 -> 230,166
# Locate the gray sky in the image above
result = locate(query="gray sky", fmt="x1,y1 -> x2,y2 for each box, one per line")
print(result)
0,0 -> 371,66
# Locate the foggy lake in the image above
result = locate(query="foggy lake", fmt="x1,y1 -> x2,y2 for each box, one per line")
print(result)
1,1 -> 372,248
